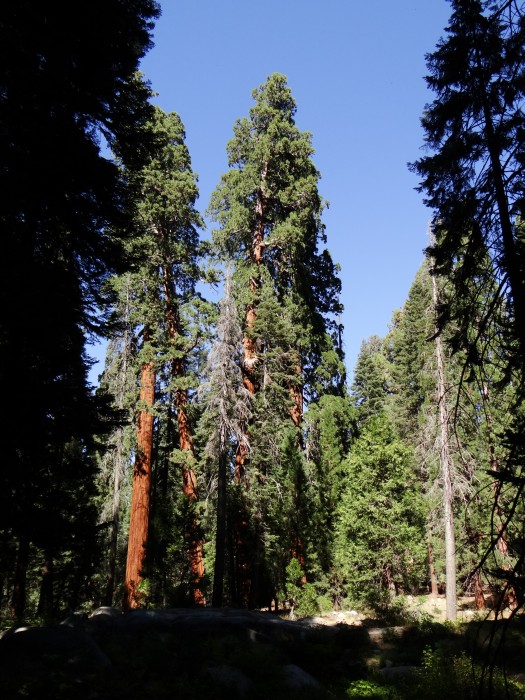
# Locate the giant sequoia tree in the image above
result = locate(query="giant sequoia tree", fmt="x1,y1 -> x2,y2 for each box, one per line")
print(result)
0,1 -> 159,619
104,107 -> 208,608
208,74 -> 344,606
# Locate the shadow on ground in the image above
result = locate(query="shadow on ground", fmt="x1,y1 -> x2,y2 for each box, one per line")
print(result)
1,607 -> 524,699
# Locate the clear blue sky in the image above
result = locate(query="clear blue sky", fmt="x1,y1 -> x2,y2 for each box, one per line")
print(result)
90,1 -> 452,384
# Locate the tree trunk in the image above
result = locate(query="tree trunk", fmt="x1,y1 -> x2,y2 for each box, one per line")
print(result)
479,81 -> 525,357
104,276 -> 131,606
105,426 -> 124,606
431,268 -> 457,621
160,262 -> 205,605
473,569 -> 486,610
173,350 -> 205,605
212,449 -> 227,607
123,330 -> 155,610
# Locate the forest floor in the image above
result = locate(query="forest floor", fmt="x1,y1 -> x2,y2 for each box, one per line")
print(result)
0,597 -> 524,699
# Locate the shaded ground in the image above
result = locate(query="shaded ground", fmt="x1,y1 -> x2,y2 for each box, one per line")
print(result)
1,602 -> 524,699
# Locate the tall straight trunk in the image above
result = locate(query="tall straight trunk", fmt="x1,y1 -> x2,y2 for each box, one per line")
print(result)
105,426 -> 124,605
11,534 -> 30,620
124,328 -> 155,610
212,448 -> 227,607
161,263 -> 205,605
431,269 -> 457,621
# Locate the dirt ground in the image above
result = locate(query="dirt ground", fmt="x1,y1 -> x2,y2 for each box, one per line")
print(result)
307,593 -> 514,627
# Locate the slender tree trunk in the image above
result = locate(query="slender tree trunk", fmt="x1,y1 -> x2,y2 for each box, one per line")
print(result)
11,534 -> 29,621
124,329 -> 155,610
212,449 -> 227,607
431,268 -> 457,621
106,426 -> 124,605
479,82 -> 525,356
105,277 -> 131,605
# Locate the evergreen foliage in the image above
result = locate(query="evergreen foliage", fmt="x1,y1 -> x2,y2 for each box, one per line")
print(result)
334,414 -> 426,606
411,0 -> 525,610
0,0 -> 158,621
208,74 -> 345,607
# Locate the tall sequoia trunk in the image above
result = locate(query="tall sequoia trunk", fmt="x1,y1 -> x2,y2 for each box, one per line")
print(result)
123,328 -> 155,610
162,264 -> 205,605
431,268 -> 457,621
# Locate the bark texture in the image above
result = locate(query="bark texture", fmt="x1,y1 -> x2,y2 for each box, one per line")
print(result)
124,336 -> 155,610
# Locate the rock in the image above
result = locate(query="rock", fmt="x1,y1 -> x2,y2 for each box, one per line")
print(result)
0,623 -> 112,696
206,664 -> 254,698
281,663 -> 321,689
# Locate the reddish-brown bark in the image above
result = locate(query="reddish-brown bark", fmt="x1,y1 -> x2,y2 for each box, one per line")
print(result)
124,337 -> 155,610
473,569 -> 486,610
290,359 -> 303,428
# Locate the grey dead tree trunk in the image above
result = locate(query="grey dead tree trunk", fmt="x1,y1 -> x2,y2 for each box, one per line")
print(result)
429,244 -> 457,621
200,267 -> 252,607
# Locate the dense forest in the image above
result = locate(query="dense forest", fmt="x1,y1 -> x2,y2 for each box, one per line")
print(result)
1,0 -> 525,684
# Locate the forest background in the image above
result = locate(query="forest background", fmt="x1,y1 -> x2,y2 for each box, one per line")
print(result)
1,0 -> 524,640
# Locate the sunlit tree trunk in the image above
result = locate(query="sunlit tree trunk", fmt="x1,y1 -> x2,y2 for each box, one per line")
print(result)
431,268 -> 457,621
124,328 -> 155,610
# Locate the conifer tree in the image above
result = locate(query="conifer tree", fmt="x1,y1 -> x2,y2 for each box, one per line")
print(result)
334,415 -> 426,606
109,106 -> 208,607
208,74 -> 344,606
412,0 -> 525,609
